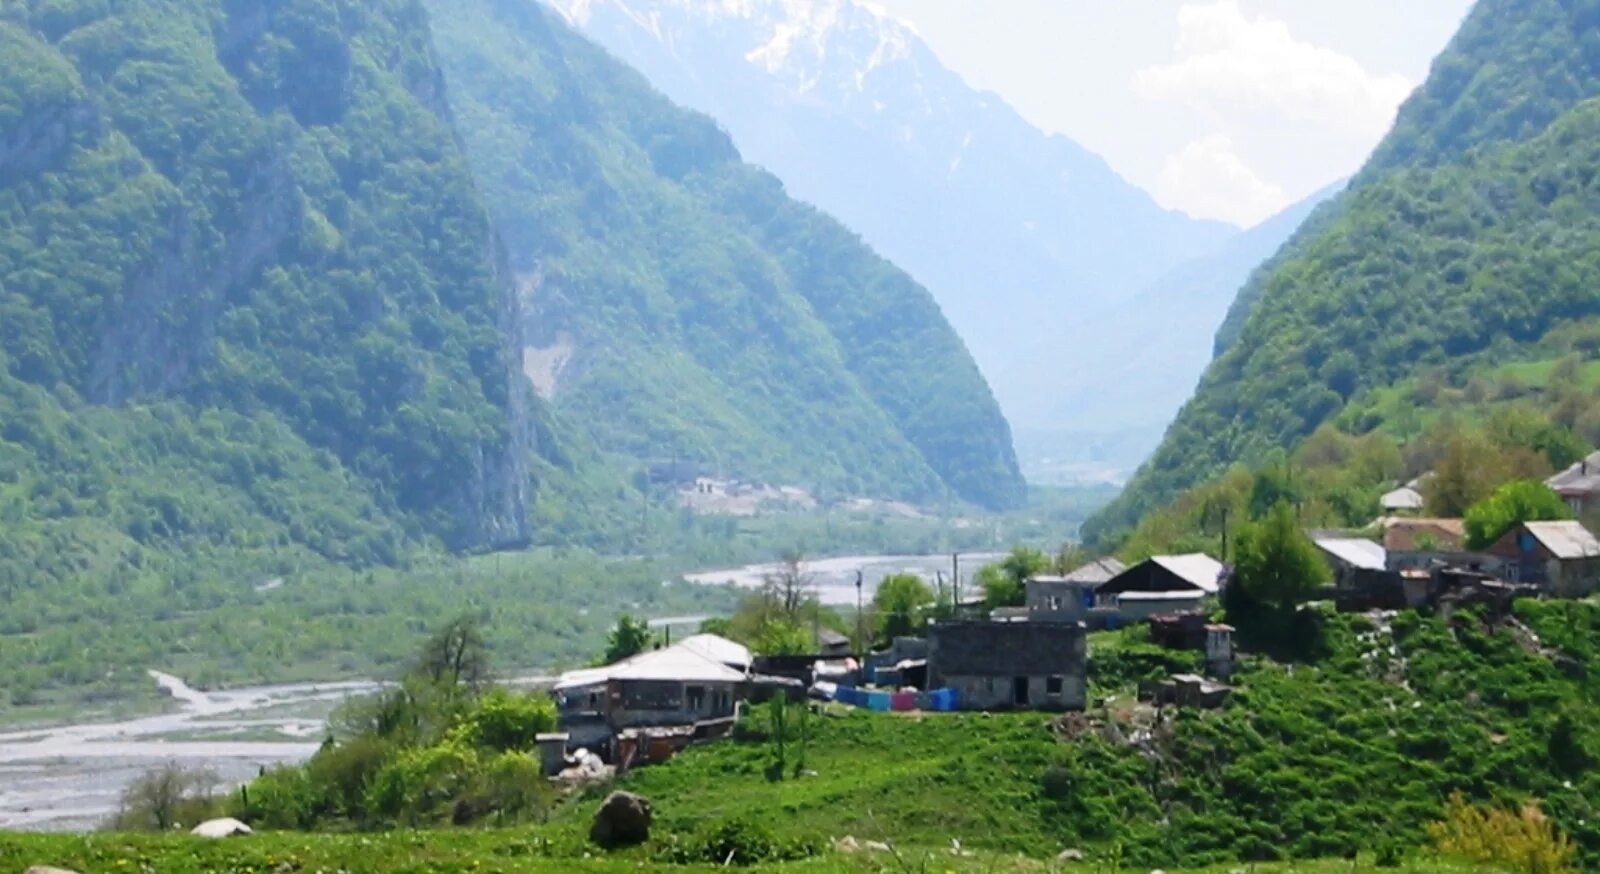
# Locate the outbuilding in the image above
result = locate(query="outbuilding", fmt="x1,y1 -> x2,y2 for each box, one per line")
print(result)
1487,520 -> 1600,598
927,620 -> 1087,711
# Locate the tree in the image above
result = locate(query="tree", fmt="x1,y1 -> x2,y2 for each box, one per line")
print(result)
112,763 -> 220,831
1464,480 -> 1574,549
1232,501 -> 1328,616
872,573 -> 935,642
761,551 -> 811,618
416,615 -> 490,689
602,615 -> 653,664
978,546 -> 1049,609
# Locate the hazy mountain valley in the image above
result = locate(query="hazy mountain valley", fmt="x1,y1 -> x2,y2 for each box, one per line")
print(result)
4,0 -> 1600,871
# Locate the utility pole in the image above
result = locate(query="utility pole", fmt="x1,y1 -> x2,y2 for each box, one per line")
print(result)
951,553 -> 961,613
1220,507 -> 1230,563
855,570 -> 865,653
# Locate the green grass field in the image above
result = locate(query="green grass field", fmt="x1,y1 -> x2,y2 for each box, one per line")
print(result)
0,831 -> 1495,874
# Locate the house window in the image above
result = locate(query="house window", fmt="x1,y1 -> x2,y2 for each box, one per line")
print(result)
588,691 -> 600,710
686,685 -> 707,712
1046,676 -> 1065,696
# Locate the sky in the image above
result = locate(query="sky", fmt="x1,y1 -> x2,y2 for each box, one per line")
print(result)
871,0 -> 1477,227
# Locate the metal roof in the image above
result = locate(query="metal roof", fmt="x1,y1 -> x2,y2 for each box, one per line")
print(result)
1523,521 -> 1600,560
1061,557 -> 1128,584
1116,590 -> 1209,602
553,638 -> 749,690
1547,451 -> 1600,495
1150,554 -> 1226,593
1314,536 -> 1388,571
677,633 -> 753,669
1380,487 -> 1424,511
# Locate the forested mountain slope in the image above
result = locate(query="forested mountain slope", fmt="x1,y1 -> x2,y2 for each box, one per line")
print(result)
429,0 -> 1024,509
1089,0 -> 1600,542
543,0 -> 1235,441
0,0 -> 541,567
1214,0 -> 1600,353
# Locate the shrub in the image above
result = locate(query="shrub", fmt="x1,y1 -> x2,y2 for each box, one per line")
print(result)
660,817 -> 821,866
452,688 -> 557,752
1427,792 -> 1577,874
109,763 -> 222,831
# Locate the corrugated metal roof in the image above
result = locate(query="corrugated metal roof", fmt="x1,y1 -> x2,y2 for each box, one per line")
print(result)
1150,554 -> 1226,593
677,633 -> 752,669
1547,451 -> 1600,495
1061,557 -> 1128,584
1314,537 -> 1387,571
554,637 -> 749,690
1381,487 -> 1424,511
1524,521 -> 1600,560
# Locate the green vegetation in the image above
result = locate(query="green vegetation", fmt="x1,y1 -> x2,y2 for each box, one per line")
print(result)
557,601 -> 1600,870
1092,0 -> 1600,542
428,0 -> 1024,511
1231,502 -> 1329,616
1464,481 -> 1574,549
0,831 -> 1501,874
870,574 -> 935,642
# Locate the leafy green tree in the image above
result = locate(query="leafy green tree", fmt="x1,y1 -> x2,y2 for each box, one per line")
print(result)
1465,480 -> 1574,549
416,616 -> 491,689
872,573 -> 934,642
1233,502 -> 1329,616
602,615 -> 653,664
978,547 -> 1049,609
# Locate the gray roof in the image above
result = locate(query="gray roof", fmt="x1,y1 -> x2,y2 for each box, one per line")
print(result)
1548,451 -> 1600,496
1380,486 -> 1424,511
1314,536 -> 1387,571
1060,557 -> 1128,584
1150,554 -> 1226,593
1523,521 -> 1600,560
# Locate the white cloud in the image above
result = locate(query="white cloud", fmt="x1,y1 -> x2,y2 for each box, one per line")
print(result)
1133,0 -> 1414,141
1152,135 -> 1286,227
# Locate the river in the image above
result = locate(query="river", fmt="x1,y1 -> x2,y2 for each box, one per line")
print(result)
2,552 -> 1000,831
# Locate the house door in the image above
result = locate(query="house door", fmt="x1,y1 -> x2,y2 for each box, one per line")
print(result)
1012,676 -> 1029,706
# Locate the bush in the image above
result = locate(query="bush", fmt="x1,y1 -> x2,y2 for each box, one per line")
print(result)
1428,792 -> 1577,874
659,817 -> 821,866
452,688 -> 557,752
109,763 -> 222,831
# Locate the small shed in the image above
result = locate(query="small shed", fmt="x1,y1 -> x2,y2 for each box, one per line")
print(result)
1487,520 -> 1600,598
1380,486 -> 1424,513
1313,536 -> 1388,586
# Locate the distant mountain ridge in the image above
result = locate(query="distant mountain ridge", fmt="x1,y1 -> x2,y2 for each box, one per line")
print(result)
544,0 -> 1237,436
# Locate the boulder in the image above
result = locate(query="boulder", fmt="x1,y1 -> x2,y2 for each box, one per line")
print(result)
589,791 -> 652,847
25,867 -> 81,874
190,817 -> 253,838
1057,848 -> 1086,861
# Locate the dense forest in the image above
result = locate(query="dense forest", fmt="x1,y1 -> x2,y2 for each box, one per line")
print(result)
429,0 -> 1023,512
1089,0 -> 1600,544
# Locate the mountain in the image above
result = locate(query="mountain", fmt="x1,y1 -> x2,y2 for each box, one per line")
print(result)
428,0 -> 1024,510
0,0 -> 542,566
0,0 -> 1022,606
541,0 -> 1236,435
1087,0 -> 1600,542
1011,182 -> 1342,485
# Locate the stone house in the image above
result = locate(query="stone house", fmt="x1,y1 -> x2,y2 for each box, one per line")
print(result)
927,620 -> 1087,711
1025,557 -> 1127,623
1486,520 -> 1600,598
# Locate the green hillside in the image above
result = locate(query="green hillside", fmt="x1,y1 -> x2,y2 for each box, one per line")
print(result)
0,0 -> 539,562
1090,0 -> 1600,542
428,0 -> 1023,510
1214,0 -> 1600,354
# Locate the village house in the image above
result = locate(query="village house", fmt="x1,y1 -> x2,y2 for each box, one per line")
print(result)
1548,451 -> 1600,517
926,620 -> 1087,711
1378,518 -> 1499,574
1312,535 -> 1388,587
1025,557 -> 1127,623
1486,520 -> 1600,598
1093,553 -> 1226,620
552,634 -> 757,755
1380,485 -> 1425,514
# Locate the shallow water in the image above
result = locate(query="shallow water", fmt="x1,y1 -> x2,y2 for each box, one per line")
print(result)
683,552 -> 1005,605
0,672 -> 373,831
